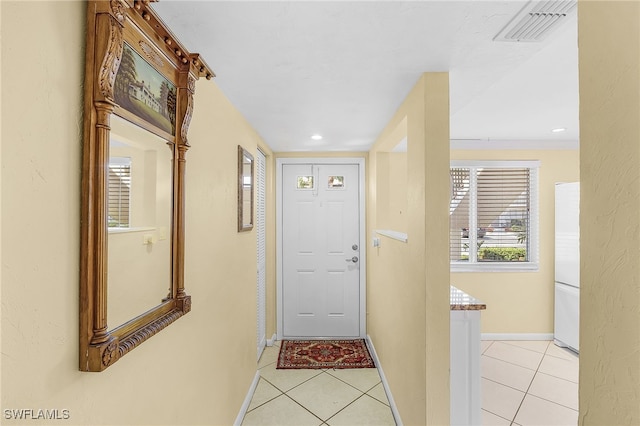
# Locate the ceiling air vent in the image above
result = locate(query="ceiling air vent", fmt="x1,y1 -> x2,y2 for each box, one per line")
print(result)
494,0 -> 576,42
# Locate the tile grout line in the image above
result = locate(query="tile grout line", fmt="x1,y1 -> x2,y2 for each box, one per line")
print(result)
244,378 -> 284,414
281,392 -> 326,424
543,352 -> 580,363
482,408 -> 513,423
481,341 -> 579,426
523,392 -> 579,413
256,370 -> 392,424
259,369 -> 324,395
534,369 -> 579,385
322,391 -> 369,425
257,360 -> 276,370
501,340 -> 550,355
530,341 -> 579,411
324,369 -> 382,394
366,386 -> 391,407
509,347 -> 550,425
283,375 -> 376,425
481,375 -> 529,394
482,353 -> 539,372
282,371 -> 368,424
480,341 -> 493,355
244,349 -> 283,415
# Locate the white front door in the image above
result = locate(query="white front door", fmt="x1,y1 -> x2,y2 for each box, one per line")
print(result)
281,161 -> 363,338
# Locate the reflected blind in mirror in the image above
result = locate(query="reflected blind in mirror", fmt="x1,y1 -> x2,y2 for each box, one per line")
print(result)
108,158 -> 131,228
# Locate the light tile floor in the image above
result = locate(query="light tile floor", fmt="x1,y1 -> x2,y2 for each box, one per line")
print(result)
242,340 -> 578,426
481,340 -> 579,426
242,341 -> 395,426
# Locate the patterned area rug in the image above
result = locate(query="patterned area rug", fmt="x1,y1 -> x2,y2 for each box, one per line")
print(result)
277,339 -> 375,369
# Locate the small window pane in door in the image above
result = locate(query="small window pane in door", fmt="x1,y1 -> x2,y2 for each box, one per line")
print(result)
297,176 -> 314,190
328,176 -> 344,189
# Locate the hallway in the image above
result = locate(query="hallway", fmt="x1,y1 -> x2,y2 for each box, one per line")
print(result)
242,341 -> 395,425
243,340 -> 579,425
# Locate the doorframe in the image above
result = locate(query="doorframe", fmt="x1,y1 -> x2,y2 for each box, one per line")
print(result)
276,157 -> 366,340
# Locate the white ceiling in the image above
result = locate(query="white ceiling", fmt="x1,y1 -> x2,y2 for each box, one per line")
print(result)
152,1 -> 579,152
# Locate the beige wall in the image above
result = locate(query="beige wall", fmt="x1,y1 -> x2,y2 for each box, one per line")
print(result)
451,149 -> 579,333
375,152 -> 408,233
368,73 -> 450,425
578,1 -> 640,424
1,2 -> 269,424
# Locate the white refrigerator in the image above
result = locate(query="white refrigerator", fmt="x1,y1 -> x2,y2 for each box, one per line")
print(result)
554,182 -> 580,353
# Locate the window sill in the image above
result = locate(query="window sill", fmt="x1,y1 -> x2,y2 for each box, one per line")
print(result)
451,262 -> 539,273
108,226 -> 156,234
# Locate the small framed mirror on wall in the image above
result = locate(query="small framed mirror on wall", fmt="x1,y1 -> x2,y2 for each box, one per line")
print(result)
79,0 -> 213,372
238,145 -> 254,232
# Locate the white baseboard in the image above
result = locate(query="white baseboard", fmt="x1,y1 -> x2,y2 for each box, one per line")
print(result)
234,370 -> 260,426
266,333 -> 277,346
365,335 -> 403,426
481,333 -> 554,341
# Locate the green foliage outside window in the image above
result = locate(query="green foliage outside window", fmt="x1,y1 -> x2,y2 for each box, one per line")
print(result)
479,247 -> 526,261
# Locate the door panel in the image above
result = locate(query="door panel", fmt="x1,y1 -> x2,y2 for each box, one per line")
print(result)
326,271 -> 346,315
297,270 -> 317,315
282,163 -> 360,337
327,201 -> 345,253
296,201 -> 315,253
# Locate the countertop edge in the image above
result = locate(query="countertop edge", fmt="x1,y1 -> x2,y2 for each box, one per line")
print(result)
450,285 -> 487,311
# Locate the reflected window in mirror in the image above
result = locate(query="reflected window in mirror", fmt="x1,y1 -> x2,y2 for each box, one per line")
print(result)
108,157 -> 131,228
238,145 -> 254,232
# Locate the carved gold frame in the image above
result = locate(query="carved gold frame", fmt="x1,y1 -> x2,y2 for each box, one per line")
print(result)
80,0 -> 213,372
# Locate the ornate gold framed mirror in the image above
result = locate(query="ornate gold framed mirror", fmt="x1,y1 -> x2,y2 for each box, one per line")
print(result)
238,145 -> 254,232
80,0 -> 213,372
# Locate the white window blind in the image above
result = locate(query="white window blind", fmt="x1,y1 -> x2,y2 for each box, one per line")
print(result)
108,158 -> 131,228
450,161 -> 538,271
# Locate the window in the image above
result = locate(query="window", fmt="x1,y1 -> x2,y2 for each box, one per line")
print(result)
108,157 -> 131,228
450,161 -> 539,271
296,176 -> 314,189
328,175 -> 345,189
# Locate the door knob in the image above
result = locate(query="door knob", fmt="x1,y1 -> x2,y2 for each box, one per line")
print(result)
346,256 -> 359,263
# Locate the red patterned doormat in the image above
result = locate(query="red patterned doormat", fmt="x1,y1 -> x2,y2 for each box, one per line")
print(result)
277,339 -> 375,369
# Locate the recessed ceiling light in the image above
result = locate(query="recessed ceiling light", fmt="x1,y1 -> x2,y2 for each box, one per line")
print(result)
311,134 -> 323,141
552,127 -> 567,133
